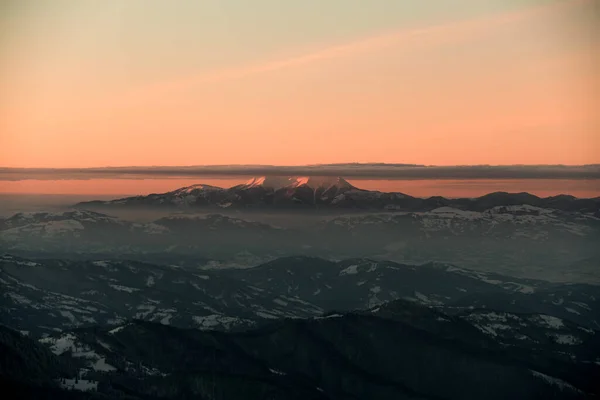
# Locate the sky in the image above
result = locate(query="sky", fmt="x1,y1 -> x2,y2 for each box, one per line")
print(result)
0,0 -> 598,169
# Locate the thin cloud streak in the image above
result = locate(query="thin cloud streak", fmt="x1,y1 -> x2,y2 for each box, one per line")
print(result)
2,164 -> 600,181
35,0 -> 589,132
92,0 -> 589,112
135,0 -> 586,96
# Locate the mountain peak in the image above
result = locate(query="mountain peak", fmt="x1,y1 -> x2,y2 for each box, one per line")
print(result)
242,176 -> 355,191
243,176 -> 295,189
173,184 -> 223,194
300,176 -> 354,190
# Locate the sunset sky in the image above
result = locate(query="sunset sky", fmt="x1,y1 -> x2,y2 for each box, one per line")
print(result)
0,0 -> 598,170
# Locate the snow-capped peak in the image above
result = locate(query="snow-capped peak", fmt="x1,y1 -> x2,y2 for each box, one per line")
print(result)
288,177 -> 310,187
242,176 -> 355,191
174,184 -> 223,194
244,176 -> 266,187
243,176 -> 295,189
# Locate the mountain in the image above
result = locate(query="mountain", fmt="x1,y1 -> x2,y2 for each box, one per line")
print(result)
4,303 -> 596,398
74,177 -> 600,213
3,253 -> 600,398
0,324 -> 75,386
0,210 -> 168,252
238,176 -> 354,191
0,211 -> 300,260
0,254 -> 321,337
2,206 -> 599,283
318,205 -> 600,241
3,254 -> 600,337
315,206 -> 600,282
32,301 -> 597,399
74,176 -> 361,211
151,214 -> 296,258
220,257 -> 600,330
0,325 -> 102,399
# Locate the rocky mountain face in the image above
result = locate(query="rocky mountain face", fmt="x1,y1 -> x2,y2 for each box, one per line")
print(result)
74,176 -> 600,213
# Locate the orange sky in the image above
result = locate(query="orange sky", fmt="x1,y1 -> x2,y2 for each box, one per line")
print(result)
0,0 -> 598,168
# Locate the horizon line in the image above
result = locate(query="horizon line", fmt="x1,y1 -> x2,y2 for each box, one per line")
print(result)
3,163 -> 600,169
2,164 -> 600,181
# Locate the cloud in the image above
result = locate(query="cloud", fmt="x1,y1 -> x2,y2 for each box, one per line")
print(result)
1,164 -> 599,181
125,0 -> 587,101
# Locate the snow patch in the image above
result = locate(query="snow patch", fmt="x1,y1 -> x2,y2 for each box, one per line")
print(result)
340,265 -> 359,275
97,339 -> 112,351
6,293 -> 32,305
59,310 -> 76,323
92,358 -> 117,372
192,314 -> 251,330
108,284 -> 139,293
270,368 -> 286,376
108,324 -> 130,335
549,334 -> 581,345
530,370 -> 581,393
59,378 -> 98,392
536,315 -> 564,329
256,311 -> 279,319
92,261 -> 110,268
273,298 -> 288,306
40,333 -> 77,355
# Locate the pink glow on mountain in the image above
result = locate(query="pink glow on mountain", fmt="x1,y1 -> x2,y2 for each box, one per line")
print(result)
241,176 -> 355,191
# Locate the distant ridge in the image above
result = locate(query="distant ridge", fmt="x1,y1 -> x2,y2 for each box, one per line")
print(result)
74,176 -> 600,213
3,163 -> 600,180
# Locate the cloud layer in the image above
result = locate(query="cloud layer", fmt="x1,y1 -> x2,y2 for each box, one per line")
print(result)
2,164 -> 599,181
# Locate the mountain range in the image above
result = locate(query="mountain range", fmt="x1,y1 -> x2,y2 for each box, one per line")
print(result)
2,176 -> 599,398
1,253 -> 599,399
74,176 -> 600,213
2,206 -> 599,283
2,254 -> 599,336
